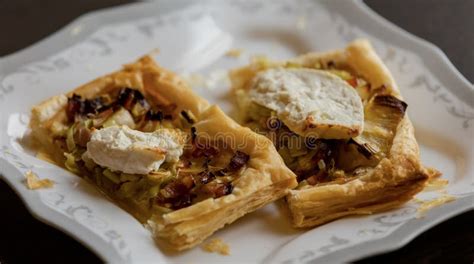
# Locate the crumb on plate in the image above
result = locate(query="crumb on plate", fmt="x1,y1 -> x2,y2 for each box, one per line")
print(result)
225,48 -> 243,58
423,177 -> 449,192
202,238 -> 230,255
25,170 -> 54,190
414,195 -> 456,218
426,167 -> 442,179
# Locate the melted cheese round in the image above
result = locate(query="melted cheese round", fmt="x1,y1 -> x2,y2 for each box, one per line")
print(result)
248,68 -> 364,139
85,125 -> 185,174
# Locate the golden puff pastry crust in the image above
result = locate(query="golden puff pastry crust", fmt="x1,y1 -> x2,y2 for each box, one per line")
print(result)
230,39 -> 430,228
30,56 -> 297,249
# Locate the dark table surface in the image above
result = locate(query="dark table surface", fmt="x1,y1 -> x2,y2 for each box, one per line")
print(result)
0,0 -> 472,263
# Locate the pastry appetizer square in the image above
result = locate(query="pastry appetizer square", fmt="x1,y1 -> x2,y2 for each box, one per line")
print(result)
230,39 -> 431,228
30,56 -> 297,249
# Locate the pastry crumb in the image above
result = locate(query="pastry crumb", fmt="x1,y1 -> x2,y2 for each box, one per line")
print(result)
202,238 -> 230,255
415,195 -> 456,218
423,177 -> 449,192
426,167 -> 442,179
225,48 -> 243,58
25,170 -> 55,190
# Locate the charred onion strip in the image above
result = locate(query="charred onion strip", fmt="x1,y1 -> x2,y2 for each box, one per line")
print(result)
66,94 -> 109,122
66,94 -> 84,122
145,110 -> 164,121
190,127 -> 197,143
348,138 -> 375,159
181,110 -> 196,124
117,87 -> 147,110
373,95 -> 407,114
351,94 -> 408,159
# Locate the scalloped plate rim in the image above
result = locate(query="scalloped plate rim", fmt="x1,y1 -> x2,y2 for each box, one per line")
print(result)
0,159 -> 122,263
0,1 -> 472,263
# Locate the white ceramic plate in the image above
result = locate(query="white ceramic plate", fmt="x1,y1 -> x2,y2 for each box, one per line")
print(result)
1,1 -> 473,263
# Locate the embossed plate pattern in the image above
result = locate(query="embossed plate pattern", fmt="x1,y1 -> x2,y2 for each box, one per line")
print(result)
0,1 -> 472,263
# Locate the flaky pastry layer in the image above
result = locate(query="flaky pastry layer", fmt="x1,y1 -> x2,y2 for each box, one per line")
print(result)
30,56 -> 297,248
230,40 -> 430,228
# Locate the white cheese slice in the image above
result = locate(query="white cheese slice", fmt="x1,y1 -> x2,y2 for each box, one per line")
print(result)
85,125 -> 185,175
248,68 -> 364,139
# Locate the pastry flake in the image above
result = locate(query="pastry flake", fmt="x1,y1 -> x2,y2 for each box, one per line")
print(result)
29,55 -> 297,250
414,195 -> 456,218
202,238 -> 230,255
25,170 -> 55,190
230,39 -> 431,228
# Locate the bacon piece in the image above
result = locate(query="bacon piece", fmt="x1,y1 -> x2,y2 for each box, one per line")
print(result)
117,87 -> 146,110
84,97 -> 106,115
347,77 -> 358,88
214,182 -> 233,197
66,94 -> 84,122
373,94 -> 408,114
227,151 -> 250,172
201,181 -> 233,198
191,143 -> 220,158
157,174 -> 196,209
306,170 -> 328,185
73,124 -> 92,147
145,110 -> 164,121
66,94 -> 110,122
295,140 -> 337,183
196,170 -> 215,185
170,194 -> 194,209
214,170 -> 226,177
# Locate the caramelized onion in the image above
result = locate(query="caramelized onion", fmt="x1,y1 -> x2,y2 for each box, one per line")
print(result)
66,94 -> 109,121
201,181 -> 234,198
373,95 -> 407,114
117,87 -> 145,110
192,143 -> 220,158
145,110 -> 164,121
66,94 -> 84,122
196,170 -> 216,185
73,124 -> 92,147
157,175 -> 196,209
227,151 -> 250,172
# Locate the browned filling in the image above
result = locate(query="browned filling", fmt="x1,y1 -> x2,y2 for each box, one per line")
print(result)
55,87 -> 249,210
242,61 -> 407,188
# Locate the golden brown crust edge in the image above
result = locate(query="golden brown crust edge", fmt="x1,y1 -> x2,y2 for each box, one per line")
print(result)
287,40 -> 429,228
229,39 -> 429,228
30,56 -> 210,165
29,56 -> 297,249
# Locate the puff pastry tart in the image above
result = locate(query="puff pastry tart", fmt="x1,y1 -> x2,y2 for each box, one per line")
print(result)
230,39 -> 431,228
29,56 -> 297,249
